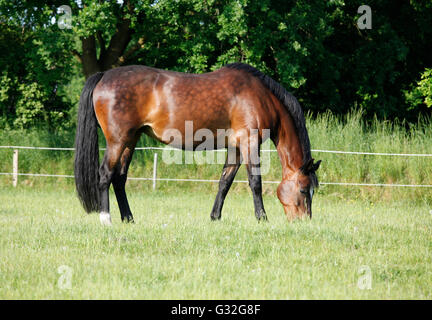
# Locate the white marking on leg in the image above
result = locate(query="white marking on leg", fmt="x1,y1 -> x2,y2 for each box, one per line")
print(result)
99,211 -> 112,226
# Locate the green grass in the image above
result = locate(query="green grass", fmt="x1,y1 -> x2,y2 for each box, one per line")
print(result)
1,110 -> 431,299
1,186 -> 431,299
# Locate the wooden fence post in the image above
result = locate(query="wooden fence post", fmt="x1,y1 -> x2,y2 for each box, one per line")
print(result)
12,149 -> 18,187
153,152 -> 158,190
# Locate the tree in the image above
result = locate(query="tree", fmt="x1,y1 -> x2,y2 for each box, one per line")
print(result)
1,0 -> 431,129
405,68 -> 432,109
0,2 -> 75,127
68,0 -> 151,78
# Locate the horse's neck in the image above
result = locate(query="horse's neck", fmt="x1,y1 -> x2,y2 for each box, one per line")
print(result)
274,112 -> 304,180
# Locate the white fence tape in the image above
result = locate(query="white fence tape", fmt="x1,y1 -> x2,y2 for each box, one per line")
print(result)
1,172 -> 431,187
1,145 -> 431,188
1,145 -> 432,156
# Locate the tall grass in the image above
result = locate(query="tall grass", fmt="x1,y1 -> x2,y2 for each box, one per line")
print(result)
307,110 -> 432,203
0,110 -> 431,202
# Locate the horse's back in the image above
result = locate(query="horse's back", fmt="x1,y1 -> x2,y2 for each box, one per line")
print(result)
92,64 -> 280,148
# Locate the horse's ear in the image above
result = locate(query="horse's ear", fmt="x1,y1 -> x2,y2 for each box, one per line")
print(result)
301,158 -> 314,174
312,160 -> 322,171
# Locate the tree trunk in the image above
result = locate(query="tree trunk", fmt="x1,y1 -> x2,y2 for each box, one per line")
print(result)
81,36 -> 102,78
79,17 -> 138,79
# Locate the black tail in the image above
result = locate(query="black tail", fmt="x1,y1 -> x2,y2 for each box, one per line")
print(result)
74,72 -> 104,213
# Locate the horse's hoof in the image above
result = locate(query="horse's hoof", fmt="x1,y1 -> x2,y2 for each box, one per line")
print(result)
210,214 -> 221,221
122,216 -> 135,224
256,209 -> 268,222
99,212 -> 112,226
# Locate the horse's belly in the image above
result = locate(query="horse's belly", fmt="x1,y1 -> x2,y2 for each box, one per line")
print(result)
146,118 -> 233,151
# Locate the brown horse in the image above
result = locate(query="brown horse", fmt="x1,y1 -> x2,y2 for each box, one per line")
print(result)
74,63 -> 321,226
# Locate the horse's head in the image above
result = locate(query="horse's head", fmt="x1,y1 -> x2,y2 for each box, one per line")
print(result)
277,158 -> 321,221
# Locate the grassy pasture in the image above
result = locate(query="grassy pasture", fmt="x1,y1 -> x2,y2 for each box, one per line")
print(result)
1,110 -> 431,299
0,186 -> 431,299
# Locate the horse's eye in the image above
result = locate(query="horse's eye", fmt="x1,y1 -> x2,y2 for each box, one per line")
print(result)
300,189 -> 308,195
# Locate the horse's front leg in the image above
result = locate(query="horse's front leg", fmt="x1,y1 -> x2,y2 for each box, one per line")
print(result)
241,141 -> 267,221
210,148 -> 241,220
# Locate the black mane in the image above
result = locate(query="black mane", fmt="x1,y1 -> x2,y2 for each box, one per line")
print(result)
224,62 -> 312,164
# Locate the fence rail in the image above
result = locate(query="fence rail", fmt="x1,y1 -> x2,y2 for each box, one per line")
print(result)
1,145 -> 432,157
1,172 -> 432,188
1,145 -> 431,188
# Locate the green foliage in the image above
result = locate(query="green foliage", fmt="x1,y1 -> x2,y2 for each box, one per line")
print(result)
405,68 -> 432,109
0,0 -> 432,128
0,7 -> 76,128
73,1 -> 117,38
14,82 -> 49,127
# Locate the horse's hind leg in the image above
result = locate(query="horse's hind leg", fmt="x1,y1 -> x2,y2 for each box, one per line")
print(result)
112,134 -> 140,223
210,148 -> 241,220
99,142 -> 126,226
